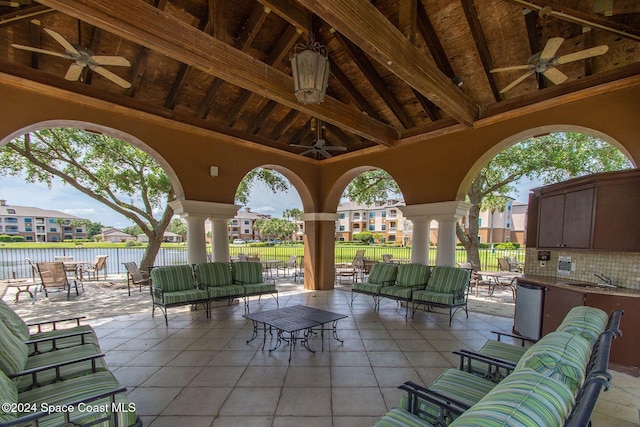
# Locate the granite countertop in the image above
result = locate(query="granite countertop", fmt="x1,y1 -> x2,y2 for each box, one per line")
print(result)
518,275 -> 640,298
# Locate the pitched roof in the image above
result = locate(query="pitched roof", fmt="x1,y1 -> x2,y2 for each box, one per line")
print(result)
0,204 -> 82,220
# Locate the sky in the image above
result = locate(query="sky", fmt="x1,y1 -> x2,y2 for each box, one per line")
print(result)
0,173 -> 537,228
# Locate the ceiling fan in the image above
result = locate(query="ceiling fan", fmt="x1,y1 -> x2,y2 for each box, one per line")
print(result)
11,26 -> 132,88
490,37 -> 609,93
290,119 -> 347,159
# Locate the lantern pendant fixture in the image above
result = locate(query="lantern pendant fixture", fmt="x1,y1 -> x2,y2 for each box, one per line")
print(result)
290,33 -> 330,105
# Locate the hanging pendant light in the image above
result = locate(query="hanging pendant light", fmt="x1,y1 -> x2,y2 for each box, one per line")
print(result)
290,33 -> 330,104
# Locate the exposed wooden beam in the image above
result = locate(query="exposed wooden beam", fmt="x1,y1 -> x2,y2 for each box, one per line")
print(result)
256,0 -> 311,33
411,89 -> 440,121
81,26 -> 102,85
329,58 -> 384,122
297,0 -> 477,125
37,0 -> 397,145
197,3 -> 269,119
0,5 -> 54,27
270,109 -> 299,140
398,0 -> 417,43
335,32 -> 414,129
28,18 -> 40,69
523,8 -> 544,90
460,0 -> 500,102
325,123 -> 353,148
506,0 -> 640,41
225,24 -> 300,126
244,100 -> 278,134
416,2 -> 455,78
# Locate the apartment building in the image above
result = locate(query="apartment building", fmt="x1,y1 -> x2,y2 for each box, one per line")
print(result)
202,208 -> 271,243
338,199 -> 528,246
336,199 -> 413,245
0,200 -> 88,242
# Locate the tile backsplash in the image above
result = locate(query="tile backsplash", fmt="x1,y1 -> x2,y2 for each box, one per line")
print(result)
525,248 -> 640,290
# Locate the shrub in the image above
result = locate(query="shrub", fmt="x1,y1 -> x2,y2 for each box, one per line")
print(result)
495,242 -> 520,250
125,240 -> 142,247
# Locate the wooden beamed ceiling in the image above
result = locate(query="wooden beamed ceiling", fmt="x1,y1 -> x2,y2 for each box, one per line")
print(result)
0,0 -> 638,159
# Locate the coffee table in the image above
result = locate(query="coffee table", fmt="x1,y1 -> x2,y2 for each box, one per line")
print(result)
244,305 -> 348,362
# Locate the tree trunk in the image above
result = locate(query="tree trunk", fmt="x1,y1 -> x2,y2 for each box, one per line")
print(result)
138,200 -> 174,271
457,200 -> 482,271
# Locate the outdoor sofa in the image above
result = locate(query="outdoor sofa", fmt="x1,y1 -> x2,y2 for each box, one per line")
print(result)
351,263 -> 472,324
151,262 -> 278,325
373,306 -> 622,427
0,301 -> 140,427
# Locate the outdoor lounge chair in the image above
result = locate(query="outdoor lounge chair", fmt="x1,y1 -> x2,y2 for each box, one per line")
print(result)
194,261 -> 245,307
379,263 -> 431,317
123,261 -> 150,296
351,262 -> 398,309
82,254 -> 108,280
35,262 -> 84,301
276,254 -> 298,277
150,265 -> 210,325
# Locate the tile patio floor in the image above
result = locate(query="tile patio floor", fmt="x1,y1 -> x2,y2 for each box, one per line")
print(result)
73,281 -> 640,427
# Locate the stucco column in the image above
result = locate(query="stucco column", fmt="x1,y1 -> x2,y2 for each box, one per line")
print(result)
300,212 -> 339,290
169,200 -> 240,264
401,201 -> 471,267
183,216 -> 207,265
209,218 -> 231,262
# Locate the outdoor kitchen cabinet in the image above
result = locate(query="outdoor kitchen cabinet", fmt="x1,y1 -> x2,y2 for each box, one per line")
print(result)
532,169 -> 640,251
540,284 -> 586,336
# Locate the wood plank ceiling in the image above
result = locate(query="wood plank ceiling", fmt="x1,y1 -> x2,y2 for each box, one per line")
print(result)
0,0 -> 638,159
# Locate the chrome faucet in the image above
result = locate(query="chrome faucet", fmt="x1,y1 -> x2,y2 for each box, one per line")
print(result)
593,273 -> 616,288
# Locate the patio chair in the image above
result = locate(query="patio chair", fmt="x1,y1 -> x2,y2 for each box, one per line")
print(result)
351,262 -> 398,309
35,262 -> 84,302
122,262 -> 150,296
382,254 -> 393,263
497,257 -> 520,272
82,255 -> 108,281
25,257 -> 38,281
54,255 -> 79,278
277,255 -> 298,277
411,266 -> 472,326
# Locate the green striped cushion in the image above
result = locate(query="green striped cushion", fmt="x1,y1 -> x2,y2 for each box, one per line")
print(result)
243,282 -> 277,295
515,331 -> 591,394
412,290 -> 465,305
0,319 -> 28,375
427,267 -> 470,294
398,368 -> 496,423
0,299 -> 30,340
195,262 -> 233,287
151,265 -> 195,292
207,285 -> 245,299
396,263 -> 430,288
380,286 -> 412,299
450,369 -> 575,426
18,343 -> 105,392
0,370 -> 17,423
353,282 -> 383,295
368,263 -> 398,285
557,306 -> 608,345
18,371 -> 137,427
232,262 -> 264,285
468,340 -> 529,378
373,407 -> 429,427
161,289 -> 208,305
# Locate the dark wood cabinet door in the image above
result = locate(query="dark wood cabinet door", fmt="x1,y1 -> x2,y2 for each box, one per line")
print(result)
541,286 -> 585,336
593,179 -> 640,251
561,188 -> 594,249
538,194 -> 565,248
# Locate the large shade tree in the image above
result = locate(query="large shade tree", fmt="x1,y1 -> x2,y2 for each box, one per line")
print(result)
1,129 -> 294,269
1,128 -> 173,270
343,133 -> 632,269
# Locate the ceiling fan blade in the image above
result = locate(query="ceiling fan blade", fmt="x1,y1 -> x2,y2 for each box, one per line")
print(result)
11,44 -> 68,59
556,45 -> 609,65
490,64 -> 533,73
499,70 -> 535,93
324,146 -> 348,151
298,149 -> 314,157
542,67 -> 568,85
540,37 -> 564,60
90,65 -> 131,88
65,63 -> 85,81
318,149 -> 332,159
43,28 -> 78,54
289,144 -> 311,148
92,56 -> 131,67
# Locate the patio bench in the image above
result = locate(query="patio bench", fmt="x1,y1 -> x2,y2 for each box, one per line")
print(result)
150,264 -> 210,325
411,266 -> 472,325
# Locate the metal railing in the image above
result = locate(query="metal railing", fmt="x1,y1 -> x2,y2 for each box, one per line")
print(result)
1,245 -> 526,280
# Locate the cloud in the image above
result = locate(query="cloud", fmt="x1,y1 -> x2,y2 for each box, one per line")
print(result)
61,208 -> 97,215
252,205 -> 275,213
